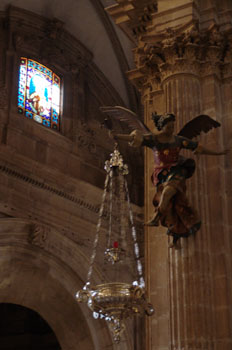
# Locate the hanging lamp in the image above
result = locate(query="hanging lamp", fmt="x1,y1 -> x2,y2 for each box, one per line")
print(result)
76,144 -> 154,343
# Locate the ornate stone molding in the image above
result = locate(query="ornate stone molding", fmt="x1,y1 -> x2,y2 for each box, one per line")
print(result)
0,163 -> 99,215
8,6 -> 92,72
105,0 -> 158,42
0,161 -> 143,228
28,224 -> 48,248
128,21 -> 232,94
75,121 -> 97,155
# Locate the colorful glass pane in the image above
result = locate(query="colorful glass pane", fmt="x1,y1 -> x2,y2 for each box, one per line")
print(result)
18,58 -> 61,130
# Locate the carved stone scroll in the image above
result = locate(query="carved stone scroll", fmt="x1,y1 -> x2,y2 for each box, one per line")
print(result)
28,224 -> 48,248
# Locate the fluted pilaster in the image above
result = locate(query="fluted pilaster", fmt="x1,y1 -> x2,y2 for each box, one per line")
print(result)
130,18 -> 232,350
163,72 -> 218,349
107,2 -> 232,349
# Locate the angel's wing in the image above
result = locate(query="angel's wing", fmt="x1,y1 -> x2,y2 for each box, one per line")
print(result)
100,106 -> 151,133
177,115 -> 221,139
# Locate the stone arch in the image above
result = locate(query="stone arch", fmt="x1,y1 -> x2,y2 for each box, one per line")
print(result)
0,218 -> 132,350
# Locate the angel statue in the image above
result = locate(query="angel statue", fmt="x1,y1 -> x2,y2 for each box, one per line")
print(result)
100,106 -> 228,248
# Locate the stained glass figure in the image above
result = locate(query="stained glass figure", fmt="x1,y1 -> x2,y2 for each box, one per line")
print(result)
18,58 -> 61,130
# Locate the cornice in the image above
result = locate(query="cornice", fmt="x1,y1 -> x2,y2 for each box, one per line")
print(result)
0,159 -> 143,224
147,2 -> 198,33
105,0 -> 158,43
0,162 -> 100,214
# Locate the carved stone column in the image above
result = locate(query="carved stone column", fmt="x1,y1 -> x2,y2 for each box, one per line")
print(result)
107,0 -> 232,346
161,58 -> 210,350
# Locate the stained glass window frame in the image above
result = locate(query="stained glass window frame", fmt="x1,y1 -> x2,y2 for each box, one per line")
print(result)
18,57 -> 61,131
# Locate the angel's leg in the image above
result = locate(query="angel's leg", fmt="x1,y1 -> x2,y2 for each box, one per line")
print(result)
146,185 -> 177,226
158,185 -> 177,213
146,211 -> 161,226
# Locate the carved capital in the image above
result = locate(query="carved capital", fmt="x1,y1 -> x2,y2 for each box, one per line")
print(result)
129,21 -> 232,94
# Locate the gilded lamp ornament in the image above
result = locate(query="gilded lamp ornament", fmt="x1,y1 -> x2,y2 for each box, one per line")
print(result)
76,145 -> 154,343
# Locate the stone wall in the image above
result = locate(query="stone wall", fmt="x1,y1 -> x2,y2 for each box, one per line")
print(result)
0,5 -> 144,350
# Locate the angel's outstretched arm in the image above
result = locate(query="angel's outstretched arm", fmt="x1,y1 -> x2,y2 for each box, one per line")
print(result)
112,133 -> 133,142
111,130 -> 146,147
194,145 -> 229,156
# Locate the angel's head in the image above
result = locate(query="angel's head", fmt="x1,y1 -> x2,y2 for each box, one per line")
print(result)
152,113 -> 175,132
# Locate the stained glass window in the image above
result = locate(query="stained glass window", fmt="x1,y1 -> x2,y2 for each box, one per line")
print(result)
18,58 -> 61,130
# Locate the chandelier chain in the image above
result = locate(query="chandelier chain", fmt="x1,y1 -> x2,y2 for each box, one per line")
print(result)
86,172 -> 110,285
107,170 -> 113,248
125,181 -> 145,288
119,173 -> 127,250
76,146 -> 154,344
